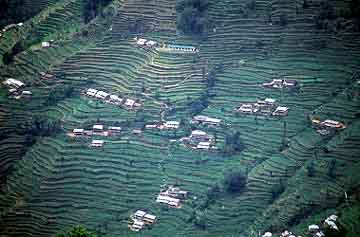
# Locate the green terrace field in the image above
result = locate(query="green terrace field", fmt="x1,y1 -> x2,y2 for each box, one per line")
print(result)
0,0 -> 359,236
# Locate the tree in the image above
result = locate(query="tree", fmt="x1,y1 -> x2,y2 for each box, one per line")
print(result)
223,169 -> 247,193
306,161 -> 315,177
57,226 -> 97,237
176,0 -> 209,36
328,159 -> 337,178
279,13 -> 288,26
224,131 -> 245,154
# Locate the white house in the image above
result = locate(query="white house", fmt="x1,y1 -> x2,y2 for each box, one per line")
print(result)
86,88 -> 98,97
93,124 -> 104,132
95,91 -> 110,100
262,232 -> 272,237
272,106 -> 289,116
3,78 -> 25,89
156,194 -> 181,208
136,38 -> 147,45
192,115 -> 221,126
146,40 -> 157,47
90,140 -> 104,147
109,94 -> 123,103
321,120 -> 345,129
73,129 -> 84,135
41,42 -> 50,48
108,126 -> 121,133
196,142 -> 211,150
237,104 -> 256,113
124,99 -> 136,108
162,121 -> 180,129
190,130 -> 207,138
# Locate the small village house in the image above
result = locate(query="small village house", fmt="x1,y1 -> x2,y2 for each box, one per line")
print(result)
156,194 -> 181,208
95,91 -> 110,100
272,106 -> 289,116
161,121 -> 180,129
41,42 -> 50,48
3,78 -> 25,89
192,115 -> 222,126
124,99 -> 136,109
90,140 -> 104,147
108,126 -> 121,133
86,88 -> 98,97
73,129 -> 84,136
196,141 -> 211,150
93,125 -> 104,133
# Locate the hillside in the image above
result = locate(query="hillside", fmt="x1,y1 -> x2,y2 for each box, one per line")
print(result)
0,0 -> 359,236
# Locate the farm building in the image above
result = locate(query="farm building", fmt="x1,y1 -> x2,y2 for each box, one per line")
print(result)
73,129 -> 84,136
129,210 -> 157,232
108,126 -> 121,133
95,91 -> 110,100
272,106 -> 289,116
235,104 -> 258,114
86,88 -> 98,97
108,95 -> 123,104
90,140 -> 104,148
167,44 -> 197,52
3,78 -> 25,89
41,42 -> 50,48
156,194 -> 181,208
196,142 -> 211,150
321,120 -> 346,129
40,72 -> 55,80
191,115 -> 222,126
160,121 -> 180,129
93,125 -> 104,132
262,79 -> 298,89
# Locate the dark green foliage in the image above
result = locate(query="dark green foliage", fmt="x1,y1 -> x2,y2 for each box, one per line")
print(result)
2,41 -> 25,65
57,225 -> 97,237
224,131 -> 245,154
45,84 -> 75,106
0,0 -> 42,28
328,159 -> 337,178
83,0 -> 113,23
306,161 -> 315,177
303,0 -> 309,9
279,13 -> 288,26
176,0 -> 208,35
271,180 -> 286,201
350,0 -> 360,18
223,169 -> 247,194
24,116 -> 62,137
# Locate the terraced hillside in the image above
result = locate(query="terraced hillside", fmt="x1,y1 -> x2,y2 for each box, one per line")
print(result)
0,0 -> 359,236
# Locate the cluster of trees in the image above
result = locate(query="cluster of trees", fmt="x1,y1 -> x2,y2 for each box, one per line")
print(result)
188,63 -> 223,115
0,0 -> 42,28
45,83 -> 75,106
3,41 -> 25,65
176,0 -> 208,36
57,226 -> 97,237
314,0 -> 360,31
191,169 -> 247,229
223,131 -> 245,155
83,0 -> 113,24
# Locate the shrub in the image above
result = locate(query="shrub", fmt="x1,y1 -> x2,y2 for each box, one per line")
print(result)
57,225 -> 97,237
223,169 -> 247,193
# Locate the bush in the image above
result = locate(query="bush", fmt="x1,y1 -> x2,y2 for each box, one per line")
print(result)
176,0 -> 208,35
83,0 -> 112,23
57,225 -> 97,237
223,169 -> 247,193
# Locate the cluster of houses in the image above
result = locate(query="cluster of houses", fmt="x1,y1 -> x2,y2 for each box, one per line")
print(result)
145,121 -> 180,130
134,37 -> 158,48
308,214 -> 340,237
129,210 -> 157,232
262,79 -> 298,89
2,78 -> 32,99
68,124 -> 122,148
0,22 -> 23,38
262,231 -> 301,237
156,185 -> 188,208
234,98 -> 289,117
311,118 -> 346,136
84,88 -> 141,110
133,37 -> 198,53
261,214 -> 340,237
181,130 -> 217,151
